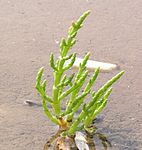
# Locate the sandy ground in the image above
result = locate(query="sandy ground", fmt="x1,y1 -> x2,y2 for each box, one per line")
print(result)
0,0 -> 142,149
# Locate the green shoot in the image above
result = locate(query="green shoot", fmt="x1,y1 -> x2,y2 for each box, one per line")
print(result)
35,10 -> 124,136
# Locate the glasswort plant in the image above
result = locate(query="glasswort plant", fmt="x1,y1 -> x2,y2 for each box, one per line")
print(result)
35,10 -> 124,136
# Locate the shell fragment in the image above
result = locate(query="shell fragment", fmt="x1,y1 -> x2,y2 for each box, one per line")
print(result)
65,57 -> 118,72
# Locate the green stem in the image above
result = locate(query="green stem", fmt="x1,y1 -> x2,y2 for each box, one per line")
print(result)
42,98 -> 59,125
66,110 -> 85,135
52,71 -> 63,115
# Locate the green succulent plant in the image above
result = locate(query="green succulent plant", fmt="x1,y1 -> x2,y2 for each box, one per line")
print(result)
35,10 -> 124,136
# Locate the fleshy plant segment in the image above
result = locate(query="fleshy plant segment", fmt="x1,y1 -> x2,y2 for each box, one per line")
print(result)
35,10 -> 124,136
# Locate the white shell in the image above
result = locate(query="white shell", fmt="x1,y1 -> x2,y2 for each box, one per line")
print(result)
65,57 -> 118,72
75,132 -> 89,150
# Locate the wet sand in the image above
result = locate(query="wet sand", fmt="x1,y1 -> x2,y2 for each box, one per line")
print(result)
0,0 -> 142,149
